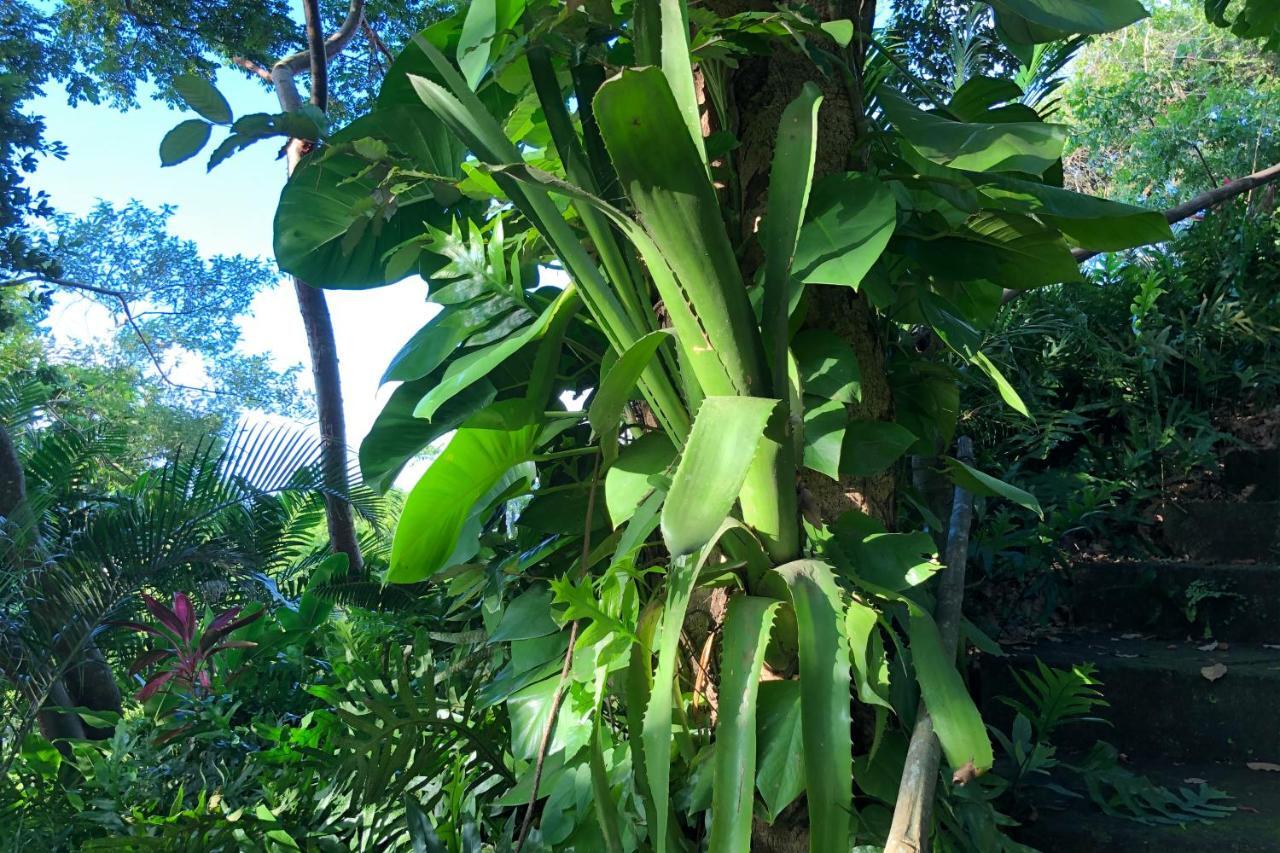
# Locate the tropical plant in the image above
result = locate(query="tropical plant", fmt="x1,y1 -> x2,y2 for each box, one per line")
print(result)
264,0 -> 1181,848
118,593 -> 263,702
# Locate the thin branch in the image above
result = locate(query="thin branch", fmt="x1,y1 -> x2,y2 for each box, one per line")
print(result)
231,55 -> 272,82
362,18 -> 395,65
1,276 -> 234,399
514,459 -> 601,853
301,0 -> 329,112
1001,159 -> 1280,304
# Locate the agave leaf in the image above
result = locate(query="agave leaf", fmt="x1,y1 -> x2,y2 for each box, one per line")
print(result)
775,559 -> 854,852
662,397 -> 777,557
709,596 -> 782,852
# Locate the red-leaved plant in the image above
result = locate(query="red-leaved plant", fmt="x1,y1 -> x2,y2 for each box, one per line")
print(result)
118,592 -> 263,701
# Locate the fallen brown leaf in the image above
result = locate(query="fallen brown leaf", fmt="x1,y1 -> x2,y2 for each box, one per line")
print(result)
1239,805 -> 1261,814
1197,641 -> 1219,651
1184,777 -> 1208,784
1246,762 -> 1280,772
1201,663 -> 1229,682
952,760 -> 979,786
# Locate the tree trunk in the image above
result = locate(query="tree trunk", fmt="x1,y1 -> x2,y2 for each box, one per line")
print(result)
269,0 -> 366,575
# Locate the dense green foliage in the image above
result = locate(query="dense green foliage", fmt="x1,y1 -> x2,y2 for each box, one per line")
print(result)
3,0 -> 1275,850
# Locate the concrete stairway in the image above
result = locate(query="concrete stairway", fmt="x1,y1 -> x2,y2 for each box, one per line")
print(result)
980,448 -> 1280,851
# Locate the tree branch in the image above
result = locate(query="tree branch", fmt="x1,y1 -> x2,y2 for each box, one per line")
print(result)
1,276 -> 234,399
274,0 -> 365,76
1002,160 -> 1280,304
231,55 -> 272,82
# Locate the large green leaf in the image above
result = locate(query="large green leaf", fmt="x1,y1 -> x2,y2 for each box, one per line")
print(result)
275,151 -> 448,289
971,172 -> 1172,251
413,287 -> 579,421
989,0 -> 1148,38
159,119 -> 211,166
840,421 -> 917,477
172,74 -> 232,125
662,396 -> 777,557
901,212 -> 1082,289
906,609 -> 994,774
389,400 -> 540,582
880,87 -> 1065,175
793,329 -> 861,404
802,397 -> 847,480
754,680 -> 805,822
709,597 -> 782,852
604,432 -> 676,525
846,600 -> 892,709
359,373 -> 496,493
775,560 -> 853,853
943,456 -> 1043,517
490,585 -> 560,642
792,173 -> 897,288
589,330 -> 674,465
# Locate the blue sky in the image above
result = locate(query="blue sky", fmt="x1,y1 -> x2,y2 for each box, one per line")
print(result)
30,66 -> 436,475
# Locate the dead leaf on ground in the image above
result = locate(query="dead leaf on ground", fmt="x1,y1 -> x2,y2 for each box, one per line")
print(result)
1120,632 -> 1144,640
1198,641 -> 1219,651
1246,762 -> 1280,772
1201,662 -> 1228,681
1184,777 -> 1208,784
1116,652 -> 1140,658
1263,644 -> 1280,650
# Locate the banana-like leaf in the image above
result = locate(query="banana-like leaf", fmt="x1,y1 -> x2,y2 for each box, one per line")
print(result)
414,287 -> 580,421
662,397 -> 777,557
763,83 -> 823,393
389,400 -> 540,582
942,456 -> 1043,517
589,330 -> 674,465
709,596 -> 782,852
879,87 -> 1065,175
906,608 -> 994,774
359,374 -> 496,493
990,0 -> 1148,41
775,560 -> 854,853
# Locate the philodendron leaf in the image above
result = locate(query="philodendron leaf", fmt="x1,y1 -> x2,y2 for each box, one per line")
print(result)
755,680 -> 805,822
172,74 -> 232,125
605,432 -> 676,526
589,330 -> 674,465
792,172 -> 897,288
159,120 -> 211,166
906,607 -> 994,775
389,400 -> 540,582
662,396 -> 778,557
802,397 -> 847,480
709,596 -> 782,852
793,328 -> 861,404
841,421 -> 917,477
879,87 -> 1065,175
846,600 -> 892,709
775,560 -> 853,853
943,456 -> 1043,517
489,585 -> 560,643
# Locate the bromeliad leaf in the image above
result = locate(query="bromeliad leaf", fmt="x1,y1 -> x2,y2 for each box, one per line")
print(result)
709,597 -> 782,852
661,396 -> 778,557
774,560 -> 853,853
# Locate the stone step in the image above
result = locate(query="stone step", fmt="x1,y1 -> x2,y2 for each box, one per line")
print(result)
1068,560 -> 1280,642
1158,501 -> 1280,562
1222,447 -> 1280,501
1010,755 -> 1280,852
978,632 -> 1280,764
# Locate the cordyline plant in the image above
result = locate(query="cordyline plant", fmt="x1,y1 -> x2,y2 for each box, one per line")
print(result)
266,0 -> 1169,849
119,593 -> 262,701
